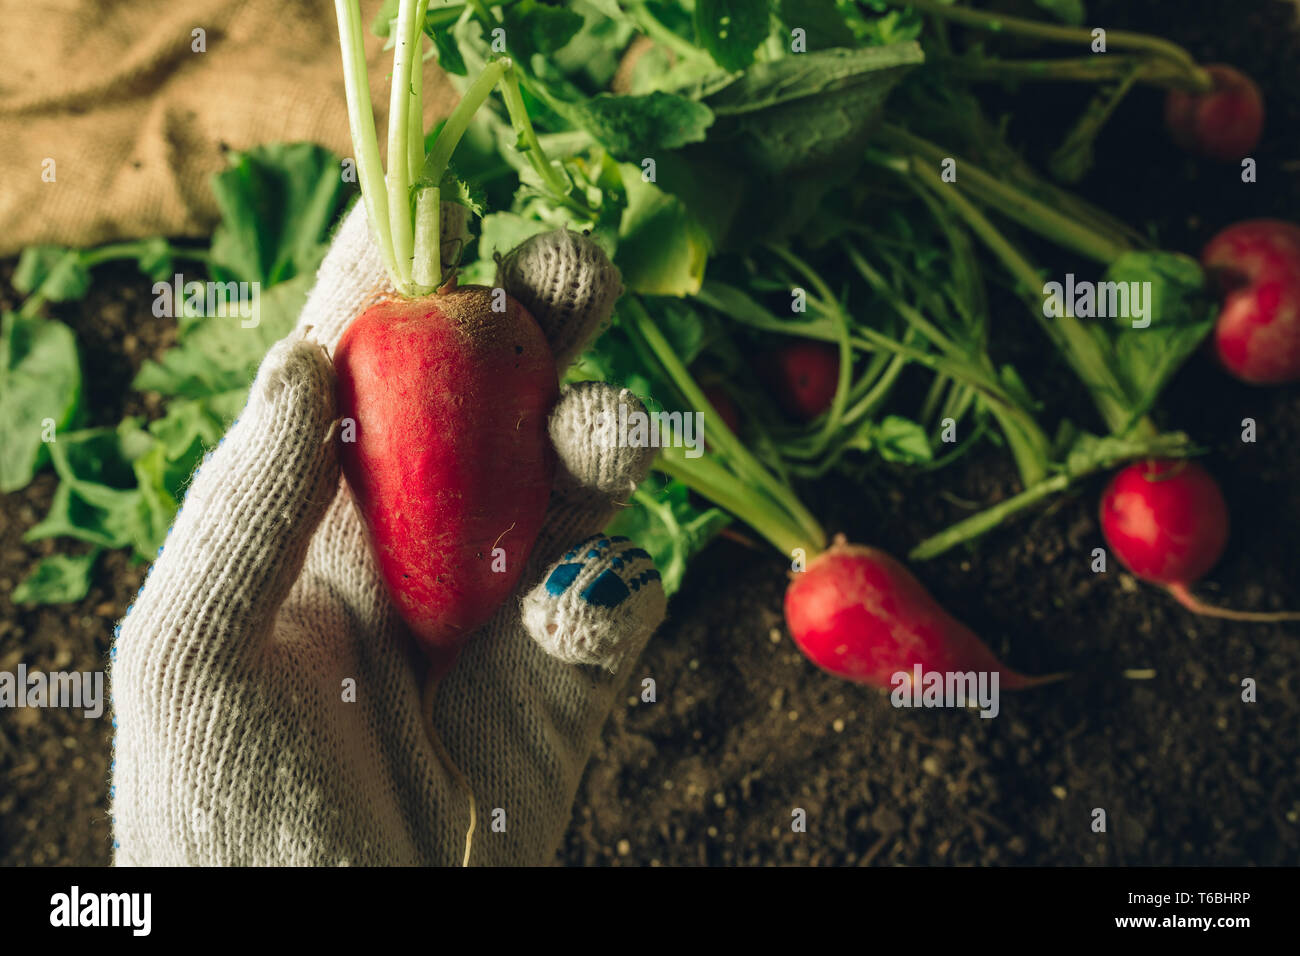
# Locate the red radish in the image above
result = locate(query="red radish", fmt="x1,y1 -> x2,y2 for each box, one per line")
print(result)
335,286 -> 558,659
784,537 -> 1057,690
759,341 -> 840,421
702,384 -> 741,435
1100,459 -> 1300,621
1201,219 -> 1300,384
1164,64 -> 1264,162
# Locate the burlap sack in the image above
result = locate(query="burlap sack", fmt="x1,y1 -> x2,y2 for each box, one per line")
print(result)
0,0 -> 456,256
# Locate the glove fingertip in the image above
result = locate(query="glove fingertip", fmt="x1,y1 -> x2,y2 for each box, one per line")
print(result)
549,383 -> 655,502
522,534 -> 665,672
496,228 -> 623,370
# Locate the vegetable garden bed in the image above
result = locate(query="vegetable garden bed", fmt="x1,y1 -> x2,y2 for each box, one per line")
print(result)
2,0 -> 1299,866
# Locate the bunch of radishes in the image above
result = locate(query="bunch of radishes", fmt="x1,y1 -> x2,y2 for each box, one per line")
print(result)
780,69 -> 1300,691
1095,219 -> 1300,622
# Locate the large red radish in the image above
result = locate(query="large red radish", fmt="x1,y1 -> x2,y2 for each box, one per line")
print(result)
335,286 -> 558,659
784,537 -> 1056,690
1099,459 -> 1300,621
1201,219 -> 1300,384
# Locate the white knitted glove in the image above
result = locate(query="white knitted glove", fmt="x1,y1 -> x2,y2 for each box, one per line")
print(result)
110,201 -> 666,866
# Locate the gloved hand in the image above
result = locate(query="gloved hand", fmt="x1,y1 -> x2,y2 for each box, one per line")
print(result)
110,201 -> 666,866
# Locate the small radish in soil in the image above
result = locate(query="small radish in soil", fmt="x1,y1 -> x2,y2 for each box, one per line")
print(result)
758,341 -> 840,421
1099,459 -> 1300,621
784,537 -> 1058,690
1201,219 -> 1300,384
1164,64 -> 1264,162
335,286 -> 558,659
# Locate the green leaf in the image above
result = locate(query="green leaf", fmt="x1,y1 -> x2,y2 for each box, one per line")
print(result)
132,440 -> 179,557
872,415 -> 933,464
703,42 -> 923,115
605,476 -> 730,596
47,426 -> 141,498
133,272 -> 312,398
477,211 -> 554,263
679,43 -> 921,246
13,247 -> 92,302
776,0 -> 855,50
695,0 -> 772,72
545,0 -> 638,90
428,20 -> 468,76
438,164 -> 487,218
558,92 -> 714,162
148,397 -> 226,459
147,395 -> 238,498
11,550 -> 101,605
633,151 -> 743,249
1102,251 -> 1215,421
25,479 -> 143,552
702,42 -> 922,174
615,166 -> 711,296
208,144 -> 350,286
0,312 -> 82,491
652,299 -> 710,365
27,425 -> 179,560
501,0 -> 585,62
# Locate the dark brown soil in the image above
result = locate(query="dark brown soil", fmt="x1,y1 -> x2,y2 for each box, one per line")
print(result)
4,0 -> 1299,867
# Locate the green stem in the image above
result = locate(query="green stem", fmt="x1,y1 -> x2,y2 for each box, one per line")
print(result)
939,53 -> 1210,91
628,1 -> 705,61
657,450 -> 818,559
911,430 -> 1193,560
906,156 -> 1134,434
846,243 -> 1050,485
910,474 -> 1071,561
878,125 -> 1129,263
334,0 -> 399,287
887,0 -> 1211,89
411,186 -> 441,293
497,64 -> 573,203
622,296 -> 827,550
1048,62 -> 1142,183
422,59 -> 509,185
764,248 -> 855,460
386,0 -> 423,285
407,0 -> 429,185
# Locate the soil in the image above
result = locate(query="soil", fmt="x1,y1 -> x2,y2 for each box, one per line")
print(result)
3,0 -> 1299,867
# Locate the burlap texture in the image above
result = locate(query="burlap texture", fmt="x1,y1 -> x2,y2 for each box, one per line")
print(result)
0,0 -> 456,256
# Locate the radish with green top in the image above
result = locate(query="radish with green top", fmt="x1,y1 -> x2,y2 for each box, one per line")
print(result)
330,6 -> 574,663
1100,459 -> 1300,621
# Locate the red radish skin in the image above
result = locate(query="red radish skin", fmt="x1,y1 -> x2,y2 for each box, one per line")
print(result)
1164,64 -> 1264,162
759,342 -> 841,422
1100,460 -> 1228,586
1201,220 -> 1300,384
335,286 -> 558,658
1099,460 -> 1300,622
784,538 -> 1053,690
